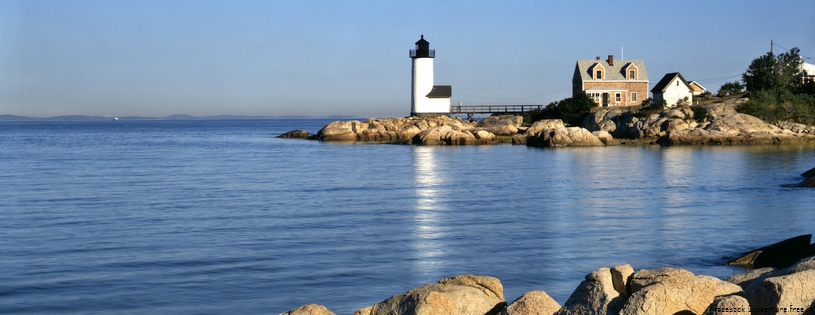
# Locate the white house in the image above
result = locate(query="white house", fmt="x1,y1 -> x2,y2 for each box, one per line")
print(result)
410,35 -> 451,116
802,62 -> 815,83
651,72 -> 693,108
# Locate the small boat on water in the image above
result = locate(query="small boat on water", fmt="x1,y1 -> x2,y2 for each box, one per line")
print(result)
112,117 -> 119,121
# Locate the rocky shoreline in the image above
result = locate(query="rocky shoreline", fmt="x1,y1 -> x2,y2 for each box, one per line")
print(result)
277,98 -> 815,147
282,235 -> 815,315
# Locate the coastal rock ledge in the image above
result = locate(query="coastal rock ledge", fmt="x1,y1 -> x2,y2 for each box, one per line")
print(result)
282,259 -> 815,315
314,116 -> 502,145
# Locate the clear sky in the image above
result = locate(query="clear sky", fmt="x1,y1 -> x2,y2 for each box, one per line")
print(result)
1,0 -> 814,118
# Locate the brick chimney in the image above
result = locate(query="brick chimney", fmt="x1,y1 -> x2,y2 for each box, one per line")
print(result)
596,56 -> 601,60
608,55 -> 614,66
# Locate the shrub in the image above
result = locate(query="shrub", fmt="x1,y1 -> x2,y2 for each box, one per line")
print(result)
690,105 -> 707,123
740,90 -> 815,124
634,101 -> 664,118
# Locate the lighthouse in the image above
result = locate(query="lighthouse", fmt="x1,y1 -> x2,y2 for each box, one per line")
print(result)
410,35 -> 451,116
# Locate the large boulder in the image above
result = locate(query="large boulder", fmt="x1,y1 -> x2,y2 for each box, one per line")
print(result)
353,274 -> 506,315
705,113 -> 780,134
554,266 -> 628,315
592,130 -> 619,146
503,290 -> 561,315
727,256 -> 815,313
748,269 -> 815,313
477,115 -> 523,135
581,108 -> 636,137
702,294 -> 750,315
725,234 -> 812,269
527,127 -> 605,148
619,267 -> 743,315
282,304 -> 336,315
526,119 -> 566,135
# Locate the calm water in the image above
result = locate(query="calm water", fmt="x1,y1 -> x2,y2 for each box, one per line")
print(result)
1,119 -> 814,314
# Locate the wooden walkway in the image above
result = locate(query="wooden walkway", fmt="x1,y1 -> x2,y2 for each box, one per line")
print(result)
451,105 -> 544,120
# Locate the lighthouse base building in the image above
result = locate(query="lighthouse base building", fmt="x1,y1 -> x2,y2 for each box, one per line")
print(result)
410,35 -> 451,116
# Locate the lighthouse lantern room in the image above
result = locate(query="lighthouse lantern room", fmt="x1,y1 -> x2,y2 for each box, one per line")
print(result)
410,35 -> 451,116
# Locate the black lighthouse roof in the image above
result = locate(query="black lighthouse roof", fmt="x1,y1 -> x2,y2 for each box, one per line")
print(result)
410,35 -> 435,58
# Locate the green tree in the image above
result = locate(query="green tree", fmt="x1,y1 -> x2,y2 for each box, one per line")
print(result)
742,48 -> 805,93
717,81 -> 744,96
527,93 -> 596,126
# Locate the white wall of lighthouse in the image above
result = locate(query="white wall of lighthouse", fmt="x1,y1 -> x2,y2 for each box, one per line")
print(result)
411,57 -> 435,114
410,35 -> 451,116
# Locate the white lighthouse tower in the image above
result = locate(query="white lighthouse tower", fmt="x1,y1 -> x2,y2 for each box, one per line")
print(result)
410,35 -> 451,116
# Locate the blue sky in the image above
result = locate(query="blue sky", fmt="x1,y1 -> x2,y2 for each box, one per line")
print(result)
1,0 -> 814,118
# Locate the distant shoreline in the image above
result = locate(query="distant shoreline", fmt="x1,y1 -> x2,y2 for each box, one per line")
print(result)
0,114 -> 363,121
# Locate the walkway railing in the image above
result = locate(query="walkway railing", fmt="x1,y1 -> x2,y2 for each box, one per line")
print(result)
451,104 -> 544,119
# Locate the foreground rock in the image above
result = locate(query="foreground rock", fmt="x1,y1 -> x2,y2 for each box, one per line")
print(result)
502,291 -> 560,315
287,258 -> 815,315
726,234 -> 813,269
727,256 -> 815,314
282,304 -> 336,315
620,267 -> 743,315
354,274 -> 506,315
554,265 -> 630,315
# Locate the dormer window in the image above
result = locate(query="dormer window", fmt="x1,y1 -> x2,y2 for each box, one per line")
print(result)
596,70 -> 602,80
629,70 -> 636,79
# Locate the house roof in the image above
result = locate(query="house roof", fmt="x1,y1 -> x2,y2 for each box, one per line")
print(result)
688,81 -> 706,92
574,59 -> 648,82
651,72 -> 691,93
426,85 -> 452,98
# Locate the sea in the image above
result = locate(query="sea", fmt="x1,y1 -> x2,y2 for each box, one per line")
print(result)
1,118 -> 814,314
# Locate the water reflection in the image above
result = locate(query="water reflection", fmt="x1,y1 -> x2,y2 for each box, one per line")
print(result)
411,146 -> 447,279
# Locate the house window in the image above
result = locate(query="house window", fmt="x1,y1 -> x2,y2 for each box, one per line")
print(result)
596,70 -> 602,80
629,70 -> 635,79
677,81 -> 679,86
631,92 -> 637,102
615,93 -> 621,102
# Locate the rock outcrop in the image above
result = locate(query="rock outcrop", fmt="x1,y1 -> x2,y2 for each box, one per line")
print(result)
353,274 -> 506,315
277,130 -> 312,139
477,115 -> 524,135
502,291 -> 561,315
282,304 -> 336,315
527,126 -> 605,148
554,266 -> 629,315
581,99 -> 815,146
726,234 -> 813,269
314,116 -> 504,145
